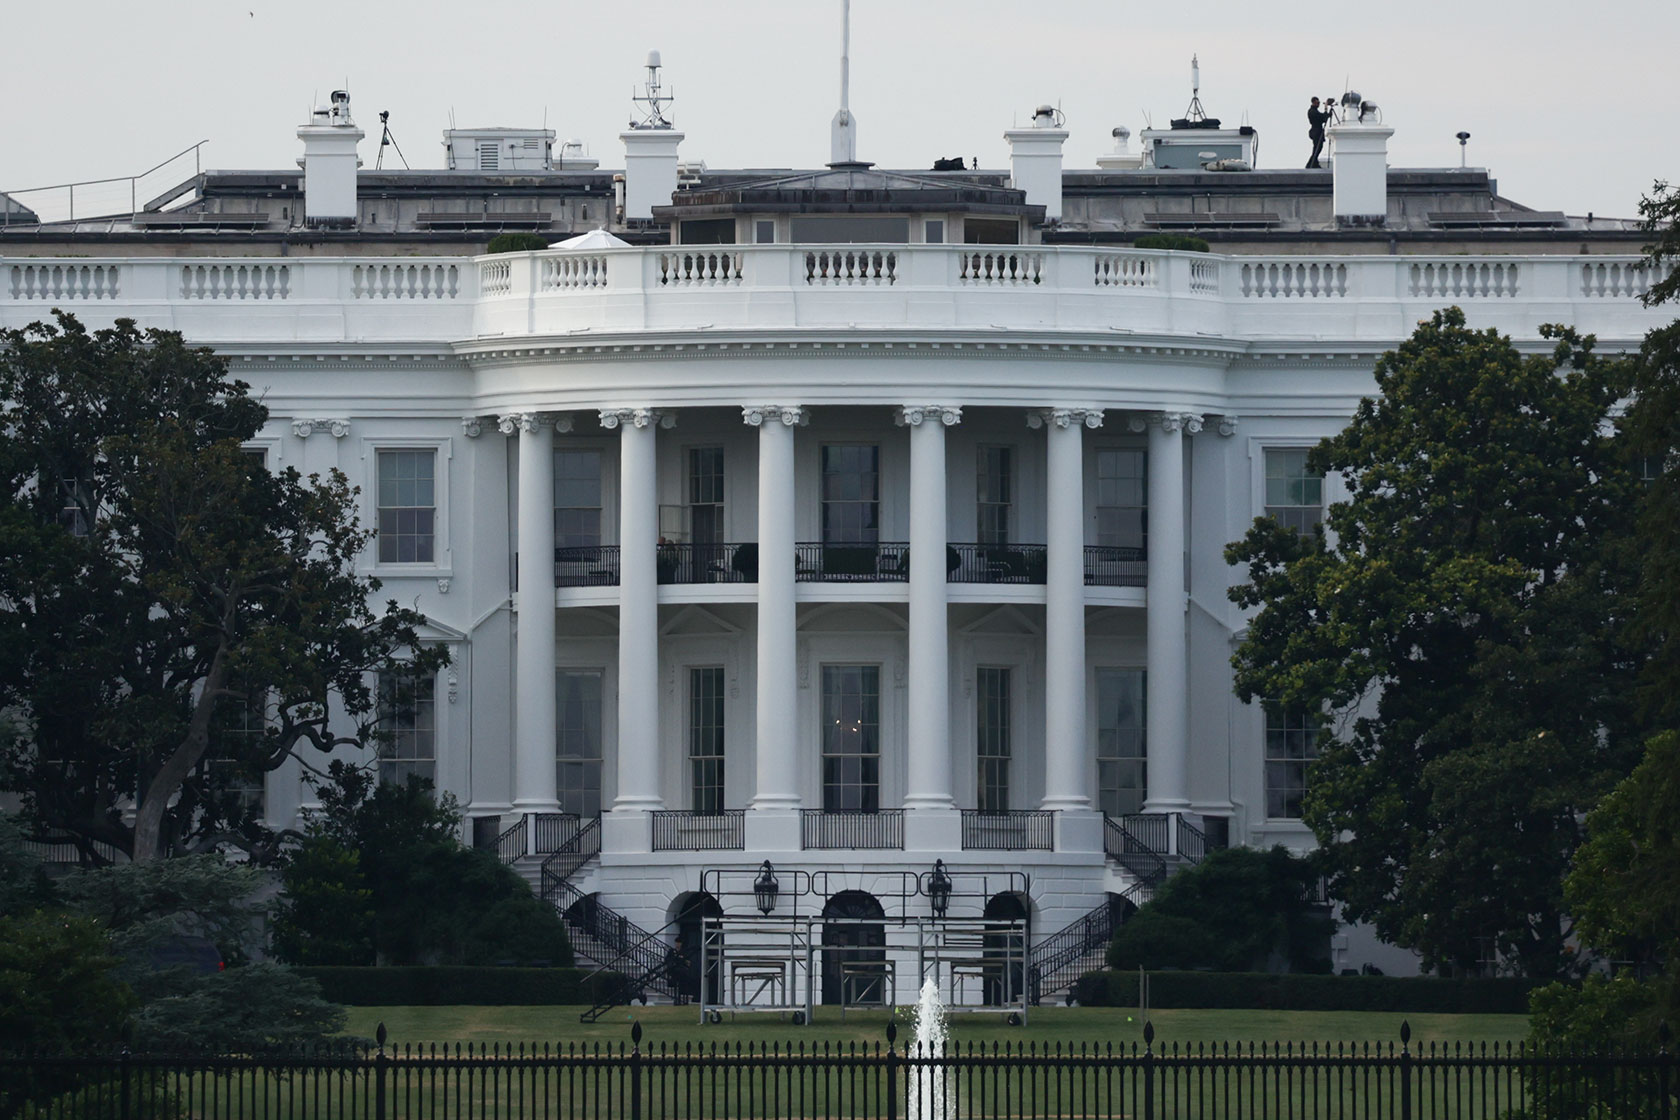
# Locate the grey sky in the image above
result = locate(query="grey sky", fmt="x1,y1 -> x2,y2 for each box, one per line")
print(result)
4,0 -> 1674,223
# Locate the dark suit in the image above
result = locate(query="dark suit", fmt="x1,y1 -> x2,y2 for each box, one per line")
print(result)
1306,105 -> 1331,168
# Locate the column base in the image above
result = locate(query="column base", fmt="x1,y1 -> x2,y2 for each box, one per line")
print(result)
1053,808 -> 1104,854
903,806 -> 962,853
744,807 -> 802,854
1142,798 -> 1192,813
601,808 -> 652,856
510,799 -> 562,815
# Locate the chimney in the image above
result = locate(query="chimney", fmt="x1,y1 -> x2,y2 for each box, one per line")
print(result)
1004,105 -> 1068,222
1330,94 -> 1393,225
296,90 -> 363,227
1096,125 -> 1144,171
620,51 -> 684,222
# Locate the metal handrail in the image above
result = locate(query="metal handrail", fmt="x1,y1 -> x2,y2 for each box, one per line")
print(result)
1084,545 -> 1147,587
1176,815 -> 1209,864
960,809 -> 1054,850
492,817 -> 526,863
800,809 -> 905,850
537,814 -> 601,894
655,542 -> 755,584
1104,815 -> 1168,885
650,809 -> 745,851
948,543 -> 1048,584
793,542 -> 910,582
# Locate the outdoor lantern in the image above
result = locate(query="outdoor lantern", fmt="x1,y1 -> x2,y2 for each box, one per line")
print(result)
753,860 -> 779,915
928,859 -> 953,918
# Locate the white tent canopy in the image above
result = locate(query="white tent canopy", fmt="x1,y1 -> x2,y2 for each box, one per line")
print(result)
550,228 -> 632,249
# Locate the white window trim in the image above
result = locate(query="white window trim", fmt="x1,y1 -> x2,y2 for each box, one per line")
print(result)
361,437 -> 453,576
1248,437 -> 1326,524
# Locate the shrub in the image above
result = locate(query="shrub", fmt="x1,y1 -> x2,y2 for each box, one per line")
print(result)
1070,969 -> 1542,1013
1131,233 -> 1211,253
0,911 -> 134,1053
486,233 -> 552,254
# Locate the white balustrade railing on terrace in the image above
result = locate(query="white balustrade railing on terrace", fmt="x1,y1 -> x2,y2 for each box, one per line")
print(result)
1,248 -> 1664,346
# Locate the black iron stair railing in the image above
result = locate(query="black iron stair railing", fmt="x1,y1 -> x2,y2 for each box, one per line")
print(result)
1025,881 -> 1154,1005
1104,815 -> 1168,885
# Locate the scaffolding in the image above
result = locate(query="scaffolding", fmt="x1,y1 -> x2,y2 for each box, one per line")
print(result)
691,866 -> 1031,1025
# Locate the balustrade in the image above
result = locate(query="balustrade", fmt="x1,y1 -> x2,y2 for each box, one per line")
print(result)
1409,260 -> 1519,299
180,263 -> 288,300
9,263 -> 121,300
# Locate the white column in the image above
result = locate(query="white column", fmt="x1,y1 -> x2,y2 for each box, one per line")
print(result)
603,408 -> 667,813
1033,408 -> 1102,815
1136,411 -> 1200,812
502,412 -> 559,817
899,406 -> 960,814
744,406 -> 805,812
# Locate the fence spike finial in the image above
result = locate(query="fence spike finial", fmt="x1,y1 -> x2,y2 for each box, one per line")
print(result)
1399,1019 -> 1411,1046
1143,1020 -> 1155,1046
375,1022 -> 387,1049
886,1021 -> 898,1045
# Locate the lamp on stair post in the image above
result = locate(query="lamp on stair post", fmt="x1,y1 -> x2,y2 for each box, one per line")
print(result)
753,860 -> 780,915
927,859 -> 953,919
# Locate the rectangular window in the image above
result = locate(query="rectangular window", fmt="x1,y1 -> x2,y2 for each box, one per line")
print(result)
679,218 -> 735,245
976,667 -> 1011,812
976,446 -> 1013,546
963,218 -> 1020,245
925,219 -> 945,244
755,220 -> 776,244
55,477 -> 92,538
689,667 -> 726,813
820,444 -> 880,545
1264,448 -> 1324,539
790,215 -> 910,243
822,665 -> 880,812
1096,668 -> 1146,817
1265,702 -> 1320,819
378,671 -> 437,788
376,450 -> 436,564
210,687 -> 268,818
557,670 -> 604,817
1095,448 -> 1147,555
687,446 -> 725,546
553,449 -> 603,551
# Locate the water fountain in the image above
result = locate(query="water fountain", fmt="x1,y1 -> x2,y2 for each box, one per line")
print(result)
906,978 -> 950,1120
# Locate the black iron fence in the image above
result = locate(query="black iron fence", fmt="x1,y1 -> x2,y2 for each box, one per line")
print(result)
651,809 -> 746,851
795,542 -> 911,582
1105,815 -> 1168,885
800,809 -> 905,850
491,815 -> 526,863
1085,545 -> 1147,587
948,543 -> 1048,584
6,1022 -> 1674,1120
961,810 -> 1054,851
657,542 -> 756,584
554,545 -> 620,587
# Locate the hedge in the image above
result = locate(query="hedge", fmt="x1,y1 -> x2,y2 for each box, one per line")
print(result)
297,967 -> 629,1006
1130,233 -> 1211,253
1070,970 -> 1545,1014
485,232 -> 552,255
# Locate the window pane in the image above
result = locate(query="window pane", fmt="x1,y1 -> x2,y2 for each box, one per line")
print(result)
376,450 -> 436,564
822,665 -> 881,811
977,446 -> 1013,546
554,449 -> 603,549
378,670 -> 437,788
976,667 -> 1011,812
557,670 -> 604,817
689,667 -> 726,813
1096,668 -> 1146,817
821,445 -> 880,545
1264,701 -> 1319,818
1264,448 -> 1324,540
1095,449 -> 1147,553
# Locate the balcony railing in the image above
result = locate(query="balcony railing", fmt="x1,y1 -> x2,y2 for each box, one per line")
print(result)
1085,546 -> 1147,587
554,545 -> 619,587
656,542 -> 756,585
1105,814 -> 1168,884
948,543 -> 1047,584
800,809 -> 905,850
960,809 -> 1054,850
794,542 -> 910,582
650,809 -> 746,851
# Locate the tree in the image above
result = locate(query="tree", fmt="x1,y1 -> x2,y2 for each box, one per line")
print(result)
0,313 -> 448,862
1226,308 -> 1644,976
275,763 -> 573,967
1108,846 -> 1333,973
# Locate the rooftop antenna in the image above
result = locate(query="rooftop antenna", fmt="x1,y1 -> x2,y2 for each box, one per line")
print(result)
630,49 -> 674,129
1182,54 -> 1207,123
830,0 -> 859,165
375,110 -> 409,170
1456,130 -> 1471,168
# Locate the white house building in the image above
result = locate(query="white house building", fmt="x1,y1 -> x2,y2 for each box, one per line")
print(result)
2,68 -> 1665,1006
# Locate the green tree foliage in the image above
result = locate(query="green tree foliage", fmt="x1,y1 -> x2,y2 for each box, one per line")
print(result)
1109,847 -> 1333,973
1226,309 -> 1643,977
0,313 -> 447,862
0,812 -> 54,918
1131,233 -> 1211,253
55,854 -> 267,971
0,910 -> 134,1054
131,962 -> 347,1053
275,763 -> 573,967
486,232 -> 553,254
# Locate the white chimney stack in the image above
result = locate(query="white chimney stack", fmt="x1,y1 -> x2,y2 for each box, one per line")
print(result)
1004,105 -> 1068,222
1096,125 -> 1144,171
620,51 -> 684,221
1330,94 -> 1393,224
296,89 -> 363,227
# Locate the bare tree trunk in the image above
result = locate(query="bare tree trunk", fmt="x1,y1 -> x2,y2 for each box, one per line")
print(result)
131,641 -> 232,861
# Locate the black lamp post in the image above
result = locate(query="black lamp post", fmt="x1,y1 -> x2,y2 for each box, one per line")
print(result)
753,860 -> 779,915
928,859 -> 953,918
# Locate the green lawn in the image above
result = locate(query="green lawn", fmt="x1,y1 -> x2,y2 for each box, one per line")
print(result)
344,1004 -> 1529,1053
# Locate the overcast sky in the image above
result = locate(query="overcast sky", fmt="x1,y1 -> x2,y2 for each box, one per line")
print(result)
5,0 -> 1675,224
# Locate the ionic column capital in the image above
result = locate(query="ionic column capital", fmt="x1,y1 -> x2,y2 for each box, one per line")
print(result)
497,412 -> 561,435
291,418 -> 351,439
599,407 -> 674,430
1215,414 -> 1240,437
1027,407 -> 1104,431
461,417 -> 484,438
1127,411 -> 1204,435
742,405 -> 810,428
895,405 -> 963,427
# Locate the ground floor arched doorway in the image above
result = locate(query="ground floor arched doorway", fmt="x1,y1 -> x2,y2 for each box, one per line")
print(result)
821,890 -> 886,1005
982,892 -> 1031,1005
670,891 -> 723,1004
